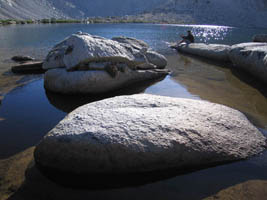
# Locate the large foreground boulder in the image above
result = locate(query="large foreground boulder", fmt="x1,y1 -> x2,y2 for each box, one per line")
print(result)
34,94 -> 266,186
229,42 -> 267,83
174,43 -> 231,62
42,32 -> 168,94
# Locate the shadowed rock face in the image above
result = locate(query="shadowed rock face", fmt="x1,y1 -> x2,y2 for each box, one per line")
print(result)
44,68 -> 168,94
42,33 -> 168,94
253,34 -> 267,42
229,42 -> 267,83
34,94 -> 266,187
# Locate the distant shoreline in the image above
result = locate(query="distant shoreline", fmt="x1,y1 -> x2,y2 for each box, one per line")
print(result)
0,17 -> 191,26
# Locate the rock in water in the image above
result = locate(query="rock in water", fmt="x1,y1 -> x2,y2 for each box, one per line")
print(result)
42,32 -> 168,95
253,34 -> 267,43
145,51 -> 168,69
34,94 -> 266,187
229,42 -> 267,83
43,32 -> 155,71
174,43 -> 231,62
11,61 -> 45,74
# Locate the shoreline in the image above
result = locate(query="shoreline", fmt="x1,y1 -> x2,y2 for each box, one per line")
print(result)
0,18 -> 195,26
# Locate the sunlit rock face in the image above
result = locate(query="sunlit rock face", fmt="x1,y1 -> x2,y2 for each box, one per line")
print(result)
174,43 -> 231,62
34,94 -> 266,187
42,32 -> 168,94
156,0 -> 267,28
229,42 -> 267,83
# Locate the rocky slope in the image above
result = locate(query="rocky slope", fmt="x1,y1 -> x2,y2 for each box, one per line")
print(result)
150,0 -> 267,27
0,0 -> 66,19
0,0 -> 162,19
0,0 -> 267,28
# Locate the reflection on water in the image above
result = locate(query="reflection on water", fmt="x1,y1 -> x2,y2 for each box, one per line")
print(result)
192,26 -> 232,43
166,52 -> 267,129
46,77 -> 166,113
0,79 -> 66,159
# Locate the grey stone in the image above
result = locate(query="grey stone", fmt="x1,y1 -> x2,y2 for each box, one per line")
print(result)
145,51 -> 168,69
43,33 -> 148,71
229,42 -> 267,83
175,43 -> 231,62
34,94 -> 266,176
42,33 -> 168,94
112,36 -> 149,50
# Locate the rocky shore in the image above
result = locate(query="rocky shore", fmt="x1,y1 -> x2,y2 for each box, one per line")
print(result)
172,34 -> 267,84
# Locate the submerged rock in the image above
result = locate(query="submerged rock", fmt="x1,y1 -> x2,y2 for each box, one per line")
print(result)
253,34 -> 267,43
34,94 -> 266,186
175,43 -> 231,62
42,32 -> 168,94
229,42 -> 267,83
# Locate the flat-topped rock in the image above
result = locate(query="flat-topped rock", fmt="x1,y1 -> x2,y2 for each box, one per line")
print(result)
11,61 -> 45,74
253,34 -> 267,43
34,94 -> 266,186
229,42 -> 267,83
175,43 -> 231,62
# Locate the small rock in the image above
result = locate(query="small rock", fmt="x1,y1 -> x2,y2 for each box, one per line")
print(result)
11,61 -> 45,74
11,56 -> 35,62
145,51 -> 168,69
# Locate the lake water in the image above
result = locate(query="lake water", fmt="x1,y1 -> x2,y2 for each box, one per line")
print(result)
0,23 -> 267,200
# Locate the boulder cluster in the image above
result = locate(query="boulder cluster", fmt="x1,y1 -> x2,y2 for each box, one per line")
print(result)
32,33 -> 266,188
173,34 -> 267,84
42,32 -> 168,94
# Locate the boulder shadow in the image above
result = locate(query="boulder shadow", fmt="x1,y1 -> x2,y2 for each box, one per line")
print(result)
45,77 -> 166,113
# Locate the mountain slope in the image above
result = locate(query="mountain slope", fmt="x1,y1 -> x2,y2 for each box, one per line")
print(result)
151,0 -> 267,27
0,0 -> 163,19
0,0 -> 267,28
0,0 -> 66,19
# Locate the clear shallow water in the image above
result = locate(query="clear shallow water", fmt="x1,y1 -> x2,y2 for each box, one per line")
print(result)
0,23 -> 267,199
